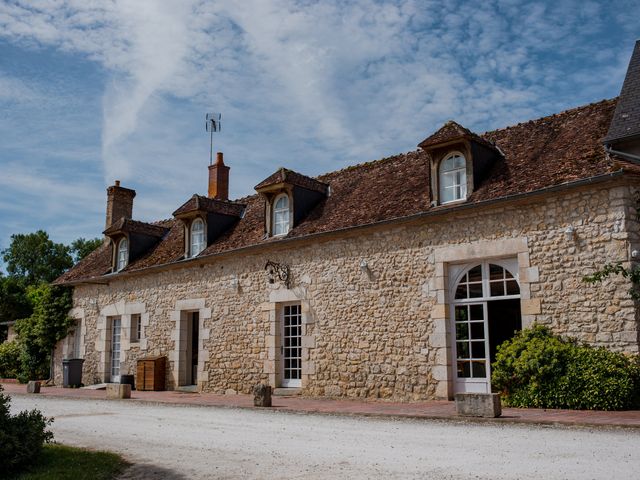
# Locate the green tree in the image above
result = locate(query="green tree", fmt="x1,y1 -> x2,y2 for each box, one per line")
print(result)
0,274 -> 31,324
14,283 -> 74,381
2,231 -> 73,284
70,237 -> 103,262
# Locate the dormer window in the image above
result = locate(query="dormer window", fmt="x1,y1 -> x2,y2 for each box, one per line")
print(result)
273,194 -> 290,236
190,218 -> 206,257
439,152 -> 467,203
117,237 -> 128,271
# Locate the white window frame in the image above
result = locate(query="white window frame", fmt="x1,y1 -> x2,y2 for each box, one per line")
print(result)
449,259 -> 520,394
190,218 -> 206,257
116,238 -> 128,271
272,193 -> 290,237
439,152 -> 467,204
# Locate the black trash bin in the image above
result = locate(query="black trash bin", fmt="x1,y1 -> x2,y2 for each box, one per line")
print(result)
62,358 -> 84,388
120,374 -> 135,391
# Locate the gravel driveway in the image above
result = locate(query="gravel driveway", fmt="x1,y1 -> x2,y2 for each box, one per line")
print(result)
10,395 -> 640,479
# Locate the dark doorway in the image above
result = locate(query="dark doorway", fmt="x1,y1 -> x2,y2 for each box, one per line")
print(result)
189,311 -> 199,385
487,299 -> 521,365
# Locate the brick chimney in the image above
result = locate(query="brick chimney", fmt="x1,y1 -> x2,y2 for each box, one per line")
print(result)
105,180 -> 136,229
208,152 -> 230,200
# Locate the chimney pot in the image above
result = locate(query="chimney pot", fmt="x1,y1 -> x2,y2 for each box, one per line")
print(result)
208,152 -> 230,200
115,180 -> 120,187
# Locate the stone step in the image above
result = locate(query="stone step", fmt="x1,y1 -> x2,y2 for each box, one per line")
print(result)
272,388 -> 301,397
81,383 -> 108,390
175,385 -> 198,393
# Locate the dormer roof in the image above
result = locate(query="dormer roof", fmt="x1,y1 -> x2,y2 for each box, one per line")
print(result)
173,194 -> 245,219
418,120 -> 498,152
103,218 -> 168,238
254,168 -> 329,194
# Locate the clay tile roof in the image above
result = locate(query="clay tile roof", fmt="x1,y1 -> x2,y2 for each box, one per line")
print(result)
172,194 -> 246,218
103,218 -> 169,237
605,41 -> 640,144
56,97 -> 633,285
255,167 -> 329,194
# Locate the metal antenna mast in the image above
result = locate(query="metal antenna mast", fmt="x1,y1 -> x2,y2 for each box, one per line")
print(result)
205,113 -> 222,164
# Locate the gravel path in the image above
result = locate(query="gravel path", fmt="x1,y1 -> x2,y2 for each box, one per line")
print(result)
10,395 -> 640,479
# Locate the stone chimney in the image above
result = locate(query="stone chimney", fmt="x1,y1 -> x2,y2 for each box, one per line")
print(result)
208,152 -> 230,200
105,180 -> 136,229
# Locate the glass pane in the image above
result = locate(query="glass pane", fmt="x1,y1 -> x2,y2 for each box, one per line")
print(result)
468,265 -> 482,282
468,282 -> 483,298
470,304 -> 483,320
472,361 -> 487,378
456,341 -> 470,359
505,269 -> 514,279
470,322 -> 485,339
459,182 -> 467,199
453,155 -> 465,168
457,361 -> 471,378
506,280 -> 520,295
490,281 -> 504,297
455,306 -> 468,321
471,341 -> 485,358
455,323 -> 469,340
441,185 -> 454,203
455,284 -> 467,299
489,264 -> 503,280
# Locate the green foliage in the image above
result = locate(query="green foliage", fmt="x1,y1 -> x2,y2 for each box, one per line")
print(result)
14,284 -> 74,382
2,230 -> 73,284
583,261 -> 640,300
0,340 -> 23,378
0,275 -> 32,324
492,326 -> 640,410
11,444 -> 128,480
70,237 -> 103,263
0,385 -> 54,475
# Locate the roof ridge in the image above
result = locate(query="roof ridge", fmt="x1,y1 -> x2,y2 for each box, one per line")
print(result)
481,97 -> 617,136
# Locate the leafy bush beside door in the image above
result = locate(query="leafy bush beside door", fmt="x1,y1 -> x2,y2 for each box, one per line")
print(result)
491,325 -> 640,410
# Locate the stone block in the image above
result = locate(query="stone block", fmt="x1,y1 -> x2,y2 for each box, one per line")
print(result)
253,383 -> 272,407
26,381 -> 41,394
455,393 -> 501,418
106,383 -> 131,399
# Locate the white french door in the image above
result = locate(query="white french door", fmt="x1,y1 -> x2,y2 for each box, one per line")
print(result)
281,304 -> 302,388
450,260 -> 521,394
110,317 -> 121,383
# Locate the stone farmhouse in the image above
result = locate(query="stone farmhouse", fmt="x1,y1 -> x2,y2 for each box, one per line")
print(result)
53,42 -> 640,401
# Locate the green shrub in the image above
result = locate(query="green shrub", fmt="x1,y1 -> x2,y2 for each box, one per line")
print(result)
0,385 -> 53,474
0,340 -> 23,379
492,325 -> 640,410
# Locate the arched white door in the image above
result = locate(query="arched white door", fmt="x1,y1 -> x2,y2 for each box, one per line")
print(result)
449,260 -> 521,393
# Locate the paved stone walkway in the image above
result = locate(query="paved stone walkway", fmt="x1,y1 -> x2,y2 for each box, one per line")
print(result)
3,382 -> 640,429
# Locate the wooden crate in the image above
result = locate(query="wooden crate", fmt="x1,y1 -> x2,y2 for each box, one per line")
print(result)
136,356 -> 166,391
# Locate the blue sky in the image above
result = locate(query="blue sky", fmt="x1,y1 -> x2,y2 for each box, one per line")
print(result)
0,0 -> 639,267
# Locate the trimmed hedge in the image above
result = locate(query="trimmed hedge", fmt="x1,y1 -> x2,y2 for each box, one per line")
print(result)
492,326 -> 640,410
0,340 -> 22,379
0,385 -> 53,474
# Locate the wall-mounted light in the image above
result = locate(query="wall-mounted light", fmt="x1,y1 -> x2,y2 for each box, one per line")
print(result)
230,275 -> 239,292
632,250 -> 639,259
564,226 -> 575,240
359,259 -> 369,272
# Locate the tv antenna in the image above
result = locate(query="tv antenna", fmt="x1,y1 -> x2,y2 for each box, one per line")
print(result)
205,112 -> 222,165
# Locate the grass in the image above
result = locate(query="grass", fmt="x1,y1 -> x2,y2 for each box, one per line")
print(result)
10,444 -> 129,480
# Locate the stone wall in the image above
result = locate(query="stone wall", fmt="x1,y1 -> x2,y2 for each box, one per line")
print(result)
66,180 -> 640,400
